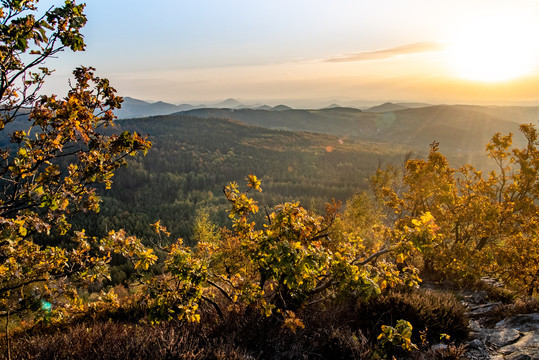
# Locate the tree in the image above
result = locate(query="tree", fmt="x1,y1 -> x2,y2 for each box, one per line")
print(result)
379,125 -> 539,294
0,0 -> 153,337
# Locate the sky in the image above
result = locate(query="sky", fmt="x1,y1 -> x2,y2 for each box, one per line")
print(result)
37,0 -> 539,107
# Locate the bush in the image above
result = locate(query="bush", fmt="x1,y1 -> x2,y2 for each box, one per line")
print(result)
1,288 -> 471,359
354,289 -> 469,344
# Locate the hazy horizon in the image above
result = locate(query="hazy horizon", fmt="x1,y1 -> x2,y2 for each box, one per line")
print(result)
37,0 -> 539,106
127,96 -> 539,109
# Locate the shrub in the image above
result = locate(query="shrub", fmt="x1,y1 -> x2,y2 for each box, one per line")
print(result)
355,289 -> 469,343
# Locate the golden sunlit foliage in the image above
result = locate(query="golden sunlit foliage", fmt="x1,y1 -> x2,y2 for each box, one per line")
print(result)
0,0 -> 152,331
379,124 -> 539,295
138,178 -> 426,328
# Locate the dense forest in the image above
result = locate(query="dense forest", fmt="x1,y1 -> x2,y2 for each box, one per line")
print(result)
72,115 -> 411,244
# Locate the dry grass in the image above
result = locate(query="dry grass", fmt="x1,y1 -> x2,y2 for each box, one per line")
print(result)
0,289 -> 471,359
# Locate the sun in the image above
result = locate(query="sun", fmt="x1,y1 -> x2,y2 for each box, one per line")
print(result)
447,16 -> 539,82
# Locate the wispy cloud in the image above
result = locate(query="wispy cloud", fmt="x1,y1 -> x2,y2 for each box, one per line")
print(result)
325,41 -> 444,63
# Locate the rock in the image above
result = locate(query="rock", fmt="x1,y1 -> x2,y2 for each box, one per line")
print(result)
430,344 -> 448,351
470,319 -> 482,332
506,354 -> 532,360
474,328 -> 521,348
466,310 -> 539,359
461,286 -> 539,360
466,348 -> 491,360
469,302 -> 503,316
467,350 -> 492,360
498,332 -> 539,357
468,339 -> 486,349
466,339 -> 491,359
505,352 -> 539,360
490,328 -> 522,347
461,290 -> 489,305
496,314 -> 539,332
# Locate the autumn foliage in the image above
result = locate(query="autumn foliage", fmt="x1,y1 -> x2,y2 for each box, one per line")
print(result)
136,173 -> 423,330
0,0 -> 152,332
1,1 -> 539,359
378,124 -> 539,295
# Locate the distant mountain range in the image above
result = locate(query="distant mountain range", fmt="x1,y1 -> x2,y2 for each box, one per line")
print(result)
115,97 -> 300,119
114,96 -> 539,156
114,97 -> 206,119
116,97 -> 438,120
364,102 -> 431,112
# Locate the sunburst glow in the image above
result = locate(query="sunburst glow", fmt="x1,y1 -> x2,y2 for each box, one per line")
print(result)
448,16 -> 539,82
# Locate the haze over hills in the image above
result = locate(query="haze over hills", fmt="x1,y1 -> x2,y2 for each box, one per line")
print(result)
115,97 -> 322,119
174,105 -> 530,155
110,95 -> 539,157
6,95 -> 535,160
115,97 -> 291,119
178,107 -> 369,136
215,98 -> 243,108
365,102 -> 410,113
110,96 -> 539,159
114,97 -> 206,119
116,97 -> 435,119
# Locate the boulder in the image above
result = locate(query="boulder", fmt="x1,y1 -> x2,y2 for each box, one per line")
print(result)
496,314 -> 539,332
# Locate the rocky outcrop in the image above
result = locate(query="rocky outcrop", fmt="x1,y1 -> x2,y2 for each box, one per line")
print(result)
467,311 -> 539,359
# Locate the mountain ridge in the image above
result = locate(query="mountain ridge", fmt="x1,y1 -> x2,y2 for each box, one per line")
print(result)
172,104 -> 527,154
114,97 -> 537,155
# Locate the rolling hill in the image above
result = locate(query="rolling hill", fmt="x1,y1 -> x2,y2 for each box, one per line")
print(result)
364,102 -> 409,112
174,104 -> 530,154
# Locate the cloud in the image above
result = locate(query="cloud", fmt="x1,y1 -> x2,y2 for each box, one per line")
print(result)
325,42 -> 444,63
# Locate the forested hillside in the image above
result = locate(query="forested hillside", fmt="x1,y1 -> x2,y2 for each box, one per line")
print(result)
178,105 -> 527,154
73,114 -> 410,244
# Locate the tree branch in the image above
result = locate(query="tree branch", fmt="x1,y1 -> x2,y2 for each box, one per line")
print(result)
201,295 -> 224,320
207,279 -> 234,303
353,248 -> 391,266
